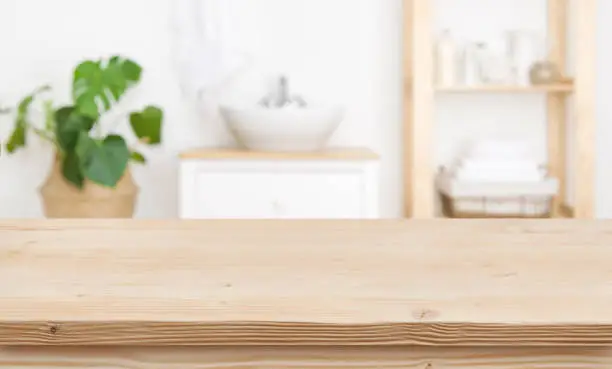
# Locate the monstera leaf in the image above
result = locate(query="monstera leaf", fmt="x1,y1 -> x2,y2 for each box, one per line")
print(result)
75,133 -> 130,188
54,106 -> 95,152
129,106 -> 163,145
0,55 -> 164,191
61,150 -> 85,189
73,56 -> 142,119
127,106 -> 164,165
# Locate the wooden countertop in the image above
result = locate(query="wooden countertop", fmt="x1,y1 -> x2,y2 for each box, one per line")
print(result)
179,147 -> 380,160
2,219 -> 612,346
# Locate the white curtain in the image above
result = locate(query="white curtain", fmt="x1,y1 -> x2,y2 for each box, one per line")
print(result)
171,0 -> 250,100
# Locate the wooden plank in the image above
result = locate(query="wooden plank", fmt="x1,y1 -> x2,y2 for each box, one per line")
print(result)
404,0 -> 435,218
3,220 -> 612,346
403,0 -> 415,217
573,0 -> 597,218
547,0 -> 569,217
179,147 -> 380,161
0,346 -> 611,369
437,83 -> 573,93
5,320 -> 612,346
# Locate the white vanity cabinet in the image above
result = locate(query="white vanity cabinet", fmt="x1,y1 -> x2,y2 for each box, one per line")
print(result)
179,148 -> 380,219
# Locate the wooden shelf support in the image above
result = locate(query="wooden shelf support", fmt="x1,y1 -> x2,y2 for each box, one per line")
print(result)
573,0 -> 597,219
437,84 -> 573,94
547,0 -> 569,217
404,0 -> 435,218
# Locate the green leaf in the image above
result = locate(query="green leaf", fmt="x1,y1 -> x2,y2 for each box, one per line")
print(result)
129,106 -> 163,145
130,151 -> 146,164
55,107 -> 95,152
75,131 -> 96,168
76,133 -> 130,188
5,123 -> 26,154
5,85 -> 51,154
61,151 -> 85,189
73,56 -> 142,119
43,100 -> 55,131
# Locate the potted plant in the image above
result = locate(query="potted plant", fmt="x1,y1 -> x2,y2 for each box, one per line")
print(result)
1,55 -> 164,218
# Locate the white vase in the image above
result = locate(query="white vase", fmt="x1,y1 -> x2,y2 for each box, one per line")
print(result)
460,43 -> 481,86
506,30 -> 542,86
435,30 -> 458,87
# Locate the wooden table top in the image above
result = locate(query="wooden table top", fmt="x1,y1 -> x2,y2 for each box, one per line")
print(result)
1,219 -> 612,346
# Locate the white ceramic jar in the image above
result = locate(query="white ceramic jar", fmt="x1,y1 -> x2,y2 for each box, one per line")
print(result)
435,30 -> 458,87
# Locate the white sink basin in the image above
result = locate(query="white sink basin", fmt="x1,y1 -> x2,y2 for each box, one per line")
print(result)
220,105 -> 344,152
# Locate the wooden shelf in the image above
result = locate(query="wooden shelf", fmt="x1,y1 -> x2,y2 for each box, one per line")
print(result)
403,0 -> 596,219
436,83 -> 574,94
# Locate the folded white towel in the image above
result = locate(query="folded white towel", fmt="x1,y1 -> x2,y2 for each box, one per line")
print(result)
461,139 -> 537,161
464,151 -> 536,161
470,138 -> 532,152
458,159 -> 542,170
461,157 -> 537,164
454,167 -> 544,182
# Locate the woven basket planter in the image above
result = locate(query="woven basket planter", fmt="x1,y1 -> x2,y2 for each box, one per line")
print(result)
39,156 -> 139,218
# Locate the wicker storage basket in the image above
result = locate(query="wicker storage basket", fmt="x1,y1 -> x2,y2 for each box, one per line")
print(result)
39,155 -> 139,219
436,170 -> 559,219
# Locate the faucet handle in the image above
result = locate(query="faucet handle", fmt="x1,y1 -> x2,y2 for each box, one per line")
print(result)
274,75 -> 289,108
258,74 -> 308,109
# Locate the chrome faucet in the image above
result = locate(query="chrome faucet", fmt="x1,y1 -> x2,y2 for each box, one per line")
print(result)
259,75 -> 307,108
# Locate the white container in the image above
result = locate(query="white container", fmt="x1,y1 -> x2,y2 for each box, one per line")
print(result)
219,104 -> 344,152
435,30 -> 458,87
506,30 -> 541,86
436,170 -> 559,217
460,43 -> 481,86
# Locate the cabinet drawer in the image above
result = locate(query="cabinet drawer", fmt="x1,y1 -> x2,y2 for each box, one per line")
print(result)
194,171 -> 365,219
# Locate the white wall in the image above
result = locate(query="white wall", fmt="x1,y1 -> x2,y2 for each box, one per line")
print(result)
0,0 -> 608,218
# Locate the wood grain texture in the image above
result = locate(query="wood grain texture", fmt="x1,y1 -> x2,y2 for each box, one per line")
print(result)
3,220 -> 612,345
403,0 -> 415,218
437,84 -> 573,93
5,321 -> 612,346
573,0 -> 597,218
404,0 -> 436,218
546,0 -> 569,217
1,346 -> 612,369
179,147 -> 380,160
